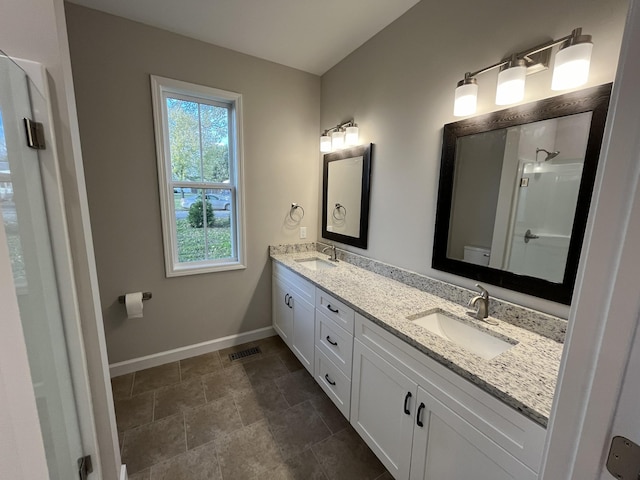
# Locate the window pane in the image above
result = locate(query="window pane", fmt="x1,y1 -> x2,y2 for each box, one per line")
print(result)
167,98 -> 201,182
204,188 -> 233,260
200,104 -> 230,183
175,188 -> 234,263
175,188 -> 207,263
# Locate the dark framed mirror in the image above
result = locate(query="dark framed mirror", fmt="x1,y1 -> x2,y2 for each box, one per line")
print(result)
433,84 -> 611,304
322,144 -> 373,249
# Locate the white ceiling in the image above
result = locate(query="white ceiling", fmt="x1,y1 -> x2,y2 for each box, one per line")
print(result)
67,0 -> 420,75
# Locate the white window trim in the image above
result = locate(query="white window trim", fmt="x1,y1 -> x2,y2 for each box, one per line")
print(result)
150,75 -> 246,276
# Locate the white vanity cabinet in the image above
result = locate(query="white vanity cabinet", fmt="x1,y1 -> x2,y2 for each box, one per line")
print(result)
314,289 -> 355,418
351,313 -> 545,480
271,259 -> 547,480
272,263 -> 315,374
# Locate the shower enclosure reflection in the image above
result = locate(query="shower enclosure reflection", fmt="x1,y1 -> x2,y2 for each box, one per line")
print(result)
433,84 -> 611,304
449,112 -> 592,283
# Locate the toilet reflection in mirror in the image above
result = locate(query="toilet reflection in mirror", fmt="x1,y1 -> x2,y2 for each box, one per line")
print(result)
450,112 -> 592,283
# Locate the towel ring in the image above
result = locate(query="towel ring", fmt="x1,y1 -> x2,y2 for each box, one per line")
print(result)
332,203 -> 346,220
289,203 -> 305,222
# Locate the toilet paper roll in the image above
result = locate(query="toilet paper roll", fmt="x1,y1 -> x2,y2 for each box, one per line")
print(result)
125,292 -> 144,319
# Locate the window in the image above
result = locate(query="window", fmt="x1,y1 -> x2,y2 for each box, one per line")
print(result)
151,76 -> 245,276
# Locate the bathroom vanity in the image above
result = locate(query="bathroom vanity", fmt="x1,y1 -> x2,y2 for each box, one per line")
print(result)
270,245 -> 564,479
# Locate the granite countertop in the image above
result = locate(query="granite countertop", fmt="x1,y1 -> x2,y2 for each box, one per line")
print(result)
271,251 -> 563,427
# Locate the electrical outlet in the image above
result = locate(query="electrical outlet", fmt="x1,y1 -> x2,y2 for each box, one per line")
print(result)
299,227 -> 307,239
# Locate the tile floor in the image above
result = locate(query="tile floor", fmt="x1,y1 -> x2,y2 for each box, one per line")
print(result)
112,335 -> 392,480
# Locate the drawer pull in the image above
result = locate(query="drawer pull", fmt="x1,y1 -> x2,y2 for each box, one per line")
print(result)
284,293 -> 290,306
417,402 -> 425,427
288,296 -> 293,308
327,304 -> 339,313
325,374 -> 336,386
326,336 -> 338,346
404,391 -> 412,415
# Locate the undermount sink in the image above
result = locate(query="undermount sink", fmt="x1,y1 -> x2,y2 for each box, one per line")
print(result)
295,257 -> 337,271
408,309 -> 517,360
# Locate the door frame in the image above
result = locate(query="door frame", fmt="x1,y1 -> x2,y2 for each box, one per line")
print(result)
540,0 -> 640,477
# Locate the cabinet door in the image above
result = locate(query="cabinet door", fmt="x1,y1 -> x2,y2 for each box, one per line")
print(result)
272,276 -> 293,346
410,386 -> 537,480
290,291 -> 315,374
351,339 -> 416,480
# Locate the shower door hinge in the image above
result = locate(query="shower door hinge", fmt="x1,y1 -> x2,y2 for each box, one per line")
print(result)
606,436 -> 640,479
23,118 -> 46,150
77,455 -> 93,480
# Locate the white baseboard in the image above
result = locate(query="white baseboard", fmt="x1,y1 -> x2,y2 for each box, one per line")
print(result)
109,326 -> 276,377
120,464 -> 127,480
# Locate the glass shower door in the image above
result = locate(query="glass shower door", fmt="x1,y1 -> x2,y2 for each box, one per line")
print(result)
0,53 -> 85,479
507,161 -> 584,283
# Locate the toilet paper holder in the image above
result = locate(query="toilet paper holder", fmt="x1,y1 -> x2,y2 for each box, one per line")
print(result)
118,292 -> 152,304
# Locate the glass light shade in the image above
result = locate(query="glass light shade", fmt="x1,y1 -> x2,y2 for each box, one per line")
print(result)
551,42 -> 593,91
345,126 -> 359,146
320,134 -> 332,152
496,64 -> 526,105
453,82 -> 478,116
331,130 -> 345,150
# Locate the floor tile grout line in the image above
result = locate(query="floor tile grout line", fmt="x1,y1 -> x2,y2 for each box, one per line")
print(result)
151,390 -> 156,422
231,390 -> 246,429
182,410 -> 188,452
119,410 -> 183,437
142,434 -> 200,479
310,444 -> 331,480
129,371 -> 136,397
201,376 -> 208,403
312,402 -> 334,435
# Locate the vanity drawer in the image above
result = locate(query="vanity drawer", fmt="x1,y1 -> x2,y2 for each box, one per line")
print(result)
316,310 -> 354,378
315,289 -> 354,334
273,262 -> 315,305
315,347 -> 351,419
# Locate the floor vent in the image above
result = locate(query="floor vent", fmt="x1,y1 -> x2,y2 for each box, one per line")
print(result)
229,346 -> 261,361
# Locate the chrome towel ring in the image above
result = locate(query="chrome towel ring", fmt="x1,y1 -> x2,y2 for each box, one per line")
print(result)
289,203 -> 305,222
332,203 -> 346,221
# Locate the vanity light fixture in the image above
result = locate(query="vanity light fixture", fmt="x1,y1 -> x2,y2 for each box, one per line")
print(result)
319,120 -> 359,152
453,28 -> 593,116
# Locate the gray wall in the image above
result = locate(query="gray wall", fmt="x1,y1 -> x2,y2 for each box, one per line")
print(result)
65,3 -> 321,363
320,0 -> 628,316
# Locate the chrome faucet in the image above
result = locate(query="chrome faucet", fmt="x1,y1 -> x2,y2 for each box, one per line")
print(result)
468,284 -> 498,325
322,245 -> 338,262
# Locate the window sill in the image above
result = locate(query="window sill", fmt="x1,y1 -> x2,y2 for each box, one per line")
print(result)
166,261 -> 247,277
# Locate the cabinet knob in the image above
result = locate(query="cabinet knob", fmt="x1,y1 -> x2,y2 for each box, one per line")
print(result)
404,392 -> 412,415
417,402 -> 425,427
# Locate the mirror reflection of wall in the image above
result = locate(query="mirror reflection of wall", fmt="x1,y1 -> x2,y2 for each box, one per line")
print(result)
322,144 -> 372,249
447,111 -> 593,283
326,155 -> 363,237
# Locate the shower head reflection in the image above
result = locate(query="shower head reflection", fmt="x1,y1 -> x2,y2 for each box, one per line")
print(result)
536,147 -> 560,161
